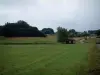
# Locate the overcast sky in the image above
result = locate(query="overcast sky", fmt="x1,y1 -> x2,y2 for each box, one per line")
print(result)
0,0 -> 100,31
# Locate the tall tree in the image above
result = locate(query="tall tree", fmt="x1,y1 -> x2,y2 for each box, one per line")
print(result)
57,27 -> 68,42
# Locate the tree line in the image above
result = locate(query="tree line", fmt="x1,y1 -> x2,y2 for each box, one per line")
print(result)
57,27 -> 100,43
0,20 -> 56,37
0,20 -> 44,37
0,20 -> 100,39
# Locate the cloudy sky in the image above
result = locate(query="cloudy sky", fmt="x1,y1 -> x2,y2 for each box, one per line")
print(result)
0,0 -> 100,31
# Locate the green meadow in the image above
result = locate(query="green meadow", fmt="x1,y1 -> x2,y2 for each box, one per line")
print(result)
0,36 -> 93,75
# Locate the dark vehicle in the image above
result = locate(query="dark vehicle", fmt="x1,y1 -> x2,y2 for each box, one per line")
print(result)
65,39 -> 76,44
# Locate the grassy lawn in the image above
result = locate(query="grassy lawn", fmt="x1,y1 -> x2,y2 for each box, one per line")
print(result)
0,35 -> 57,44
0,43 -> 90,75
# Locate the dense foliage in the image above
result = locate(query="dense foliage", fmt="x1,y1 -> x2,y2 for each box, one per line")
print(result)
41,28 -> 54,35
0,20 -> 99,38
95,29 -> 100,36
0,20 -> 46,37
57,27 -> 68,42
68,29 -> 77,37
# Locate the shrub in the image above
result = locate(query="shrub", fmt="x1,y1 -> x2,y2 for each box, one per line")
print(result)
57,27 -> 68,43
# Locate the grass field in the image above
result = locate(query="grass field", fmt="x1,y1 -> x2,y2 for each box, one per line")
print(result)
0,35 -> 56,44
0,36 -> 92,75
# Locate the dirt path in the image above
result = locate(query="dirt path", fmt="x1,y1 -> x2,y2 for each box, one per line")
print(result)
80,39 -> 85,43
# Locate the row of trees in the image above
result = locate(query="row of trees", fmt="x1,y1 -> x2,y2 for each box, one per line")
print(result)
0,20 -> 99,39
0,20 -> 46,37
0,20 -> 55,37
57,27 -> 100,43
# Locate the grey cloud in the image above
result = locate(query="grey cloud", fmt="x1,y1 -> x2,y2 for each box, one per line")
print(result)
0,0 -> 37,6
0,0 -> 100,31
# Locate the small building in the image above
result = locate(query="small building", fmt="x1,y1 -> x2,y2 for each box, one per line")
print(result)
65,39 -> 76,44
